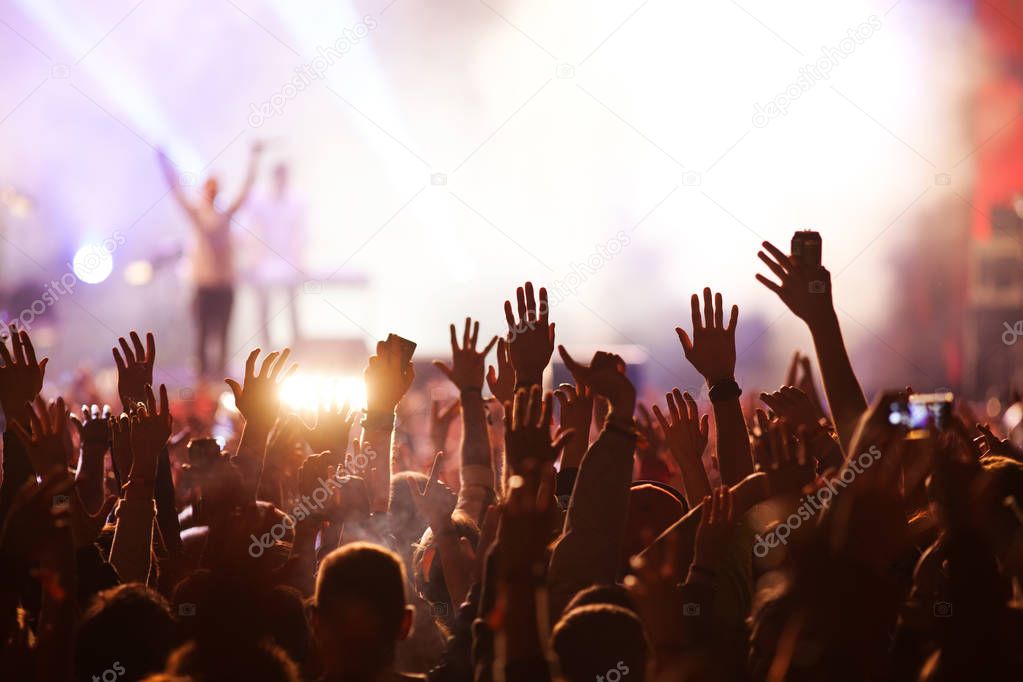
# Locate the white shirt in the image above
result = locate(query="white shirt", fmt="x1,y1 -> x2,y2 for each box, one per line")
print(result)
186,202 -> 235,288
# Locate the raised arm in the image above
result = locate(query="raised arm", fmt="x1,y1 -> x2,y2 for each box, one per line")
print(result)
757,240 -> 867,451
362,337 -> 415,513
433,317 -> 499,520
652,389 -> 712,506
503,282 -> 555,389
156,149 -> 197,216
546,347 -> 636,621
0,326 -> 49,526
225,348 -> 296,499
109,384 -> 171,583
69,403 -> 112,514
224,141 -> 264,217
676,288 -> 754,485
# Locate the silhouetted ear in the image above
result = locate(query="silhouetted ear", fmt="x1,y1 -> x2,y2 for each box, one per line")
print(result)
398,605 -> 415,641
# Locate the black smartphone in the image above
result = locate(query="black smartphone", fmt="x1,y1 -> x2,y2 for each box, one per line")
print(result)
386,333 -> 417,366
887,392 -> 954,439
791,230 -> 822,268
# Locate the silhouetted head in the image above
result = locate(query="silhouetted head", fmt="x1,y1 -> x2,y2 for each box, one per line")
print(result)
552,604 -> 648,682
75,583 -> 177,682
563,583 -> 639,615
202,176 -> 219,203
312,543 -> 414,679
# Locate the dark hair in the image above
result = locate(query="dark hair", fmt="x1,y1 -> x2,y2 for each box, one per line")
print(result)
552,604 -> 648,682
564,583 -> 639,615
75,583 -> 176,682
161,640 -> 300,682
315,542 -> 408,641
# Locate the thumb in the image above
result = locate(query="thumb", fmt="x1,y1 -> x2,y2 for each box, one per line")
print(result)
224,378 -> 243,403
432,360 -> 454,381
675,328 -> 693,354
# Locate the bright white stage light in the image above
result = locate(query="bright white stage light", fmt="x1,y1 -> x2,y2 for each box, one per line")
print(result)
124,260 -> 154,286
279,373 -> 367,414
72,244 -> 114,284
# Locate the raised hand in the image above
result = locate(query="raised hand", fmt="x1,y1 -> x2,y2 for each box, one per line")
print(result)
430,399 -> 460,454
635,403 -> 666,462
652,389 -> 712,503
975,423 -> 1017,459
754,416 -> 816,498
759,385 -> 821,433
108,413 -> 133,486
557,346 -> 636,417
785,351 -> 826,419
112,331 -> 156,410
364,338 -> 415,415
127,384 -> 172,486
0,324 -> 48,424
756,240 -> 833,325
407,451 -> 458,532
70,403 -> 112,514
12,396 -> 73,476
503,386 -> 573,477
554,382 -> 593,469
486,338 -> 515,403
675,287 -> 738,386
70,403 -> 112,451
302,401 -> 356,466
503,282 -> 555,387
225,348 -> 296,425
692,486 -> 736,571
433,317 -> 498,391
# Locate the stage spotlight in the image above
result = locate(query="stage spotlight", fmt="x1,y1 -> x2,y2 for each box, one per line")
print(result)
279,373 -> 367,414
124,260 -> 154,286
72,243 -> 114,284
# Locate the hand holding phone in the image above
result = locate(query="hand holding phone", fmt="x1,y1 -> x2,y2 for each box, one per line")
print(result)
791,230 -> 822,269
887,392 -> 954,439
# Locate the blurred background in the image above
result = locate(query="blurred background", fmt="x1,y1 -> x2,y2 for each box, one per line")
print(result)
0,0 -> 1020,412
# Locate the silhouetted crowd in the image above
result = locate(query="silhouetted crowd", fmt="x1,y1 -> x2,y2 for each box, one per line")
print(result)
1,241 -> 1022,682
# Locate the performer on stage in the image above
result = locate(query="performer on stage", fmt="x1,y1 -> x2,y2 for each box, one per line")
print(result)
243,162 -> 306,348
157,142 -> 263,378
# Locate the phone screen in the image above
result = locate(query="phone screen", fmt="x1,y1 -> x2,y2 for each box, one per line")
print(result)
888,392 -> 953,437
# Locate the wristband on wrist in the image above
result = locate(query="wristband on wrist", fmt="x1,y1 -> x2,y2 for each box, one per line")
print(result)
362,411 -> 395,431
708,378 -> 741,403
